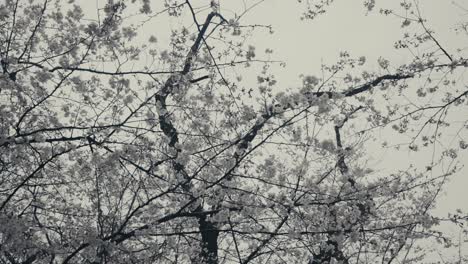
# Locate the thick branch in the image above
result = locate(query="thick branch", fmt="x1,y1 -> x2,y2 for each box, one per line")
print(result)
198,212 -> 219,264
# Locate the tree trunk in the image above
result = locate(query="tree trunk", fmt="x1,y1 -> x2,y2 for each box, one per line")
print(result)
197,215 -> 219,264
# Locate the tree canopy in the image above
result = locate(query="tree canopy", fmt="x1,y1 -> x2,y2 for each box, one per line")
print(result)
0,0 -> 467,263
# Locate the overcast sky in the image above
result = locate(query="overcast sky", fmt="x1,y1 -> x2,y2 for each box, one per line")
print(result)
221,0 -> 468,215
236,1 -> 468,259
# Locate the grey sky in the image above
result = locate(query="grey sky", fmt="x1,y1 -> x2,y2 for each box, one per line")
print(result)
226,0 -> 468,215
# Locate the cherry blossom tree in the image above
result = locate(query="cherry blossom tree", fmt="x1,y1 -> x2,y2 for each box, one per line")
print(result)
0,0 -> 467,263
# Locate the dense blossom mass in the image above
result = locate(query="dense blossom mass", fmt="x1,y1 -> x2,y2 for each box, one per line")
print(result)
0,0 -> 467,263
